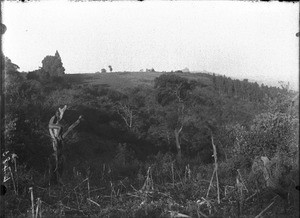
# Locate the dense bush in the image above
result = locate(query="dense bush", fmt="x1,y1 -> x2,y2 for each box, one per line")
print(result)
227,112 -> 298,161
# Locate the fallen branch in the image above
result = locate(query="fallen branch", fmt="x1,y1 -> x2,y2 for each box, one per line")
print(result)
198,180 -> 211,183
254,200 -> 276,218
245,191 -> 257,202
127,193 -> 141,198
87,198 -> 101,207
197,209 -> 208,218
130,185 -> 139,192
60,204 -> 85,213
169,211 -> 191,218
89,187 -> 106,193
73,178 -> 88,190
237,169 -> 248,192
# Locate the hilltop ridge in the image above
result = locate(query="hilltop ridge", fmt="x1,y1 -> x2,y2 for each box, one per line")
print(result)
64,71 -> 296,91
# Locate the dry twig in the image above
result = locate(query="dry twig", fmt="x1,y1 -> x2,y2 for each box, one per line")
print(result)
87,198 -> 101,207
29,187 -> 34,218
254,200 -> 276,218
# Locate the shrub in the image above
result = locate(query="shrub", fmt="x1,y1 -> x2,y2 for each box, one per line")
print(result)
228,112 -> 298,160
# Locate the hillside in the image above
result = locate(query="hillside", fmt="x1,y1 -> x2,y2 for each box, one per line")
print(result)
64,71 -> 213,90
65,71 -> 296,92
4,61 -> 299,217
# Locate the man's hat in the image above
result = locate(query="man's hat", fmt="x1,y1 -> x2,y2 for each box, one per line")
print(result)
1,23 -> 7,35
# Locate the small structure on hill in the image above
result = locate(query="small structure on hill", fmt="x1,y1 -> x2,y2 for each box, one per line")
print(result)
182,67 -> 190,73
146,68 -> 155,72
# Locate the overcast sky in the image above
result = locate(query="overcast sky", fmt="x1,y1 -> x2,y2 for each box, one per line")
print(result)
2,1 -> 299,88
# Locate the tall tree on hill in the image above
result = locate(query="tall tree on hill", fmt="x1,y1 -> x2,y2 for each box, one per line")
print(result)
42,51 -> 65,77
108,65 -> 113,72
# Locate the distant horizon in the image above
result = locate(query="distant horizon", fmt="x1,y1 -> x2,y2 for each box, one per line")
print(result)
53,69 -> 297,90
3,0 -> 299,90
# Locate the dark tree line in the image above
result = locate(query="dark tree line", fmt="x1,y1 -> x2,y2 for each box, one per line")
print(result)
211,73 -> 287,103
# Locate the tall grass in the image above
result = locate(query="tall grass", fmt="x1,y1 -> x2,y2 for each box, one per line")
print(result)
3,150 -> 299,217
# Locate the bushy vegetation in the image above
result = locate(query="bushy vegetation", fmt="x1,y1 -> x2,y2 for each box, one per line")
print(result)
2,55 -> 299,217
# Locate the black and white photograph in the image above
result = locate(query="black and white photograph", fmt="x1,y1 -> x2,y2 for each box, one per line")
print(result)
1,0 -> 299,217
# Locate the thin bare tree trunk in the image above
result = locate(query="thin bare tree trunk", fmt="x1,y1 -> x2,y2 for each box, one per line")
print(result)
116,103 -> 133,130
211,135 -> 220,204
50,116 -> 82,184
174,126 -> 183,161
206,134 -> 220,204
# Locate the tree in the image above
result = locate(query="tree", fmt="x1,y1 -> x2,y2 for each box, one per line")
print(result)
4,57 -> 24,105
101,68 -> 107,73
115,101 -> 134,130
41,50 -> 65,77
5,57 -> 19,73
3,57 -> 22,155
154,74 -> 194,160
49,111 -> 83,185
1,23 -> 6,35
114,87 -> 152,137
108,65 -> 113,72
3,58 -> 51,171
27,68 -> 50,83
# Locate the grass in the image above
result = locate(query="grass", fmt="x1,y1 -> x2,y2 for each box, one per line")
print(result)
64,71 -> 213,91
3,153 -> 299,218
